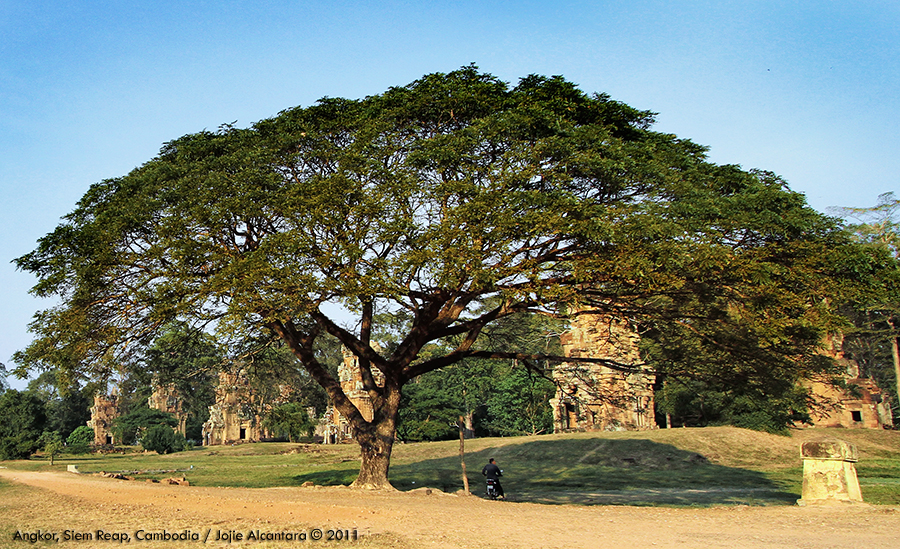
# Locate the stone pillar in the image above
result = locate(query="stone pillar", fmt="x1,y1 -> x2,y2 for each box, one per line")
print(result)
798,440 -> 863,505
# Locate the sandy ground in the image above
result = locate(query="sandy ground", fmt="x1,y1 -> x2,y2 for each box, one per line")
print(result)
1,468 -> 899,549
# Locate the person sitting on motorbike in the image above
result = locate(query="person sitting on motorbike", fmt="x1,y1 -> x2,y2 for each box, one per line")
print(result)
481,458 -> 505,499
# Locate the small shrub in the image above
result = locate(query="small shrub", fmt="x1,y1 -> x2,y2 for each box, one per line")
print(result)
66,425 -> 94,454
262,403 -> 315,443
112,406 -> 178,445
141,424 -> 186,454
37,431 -> 64,465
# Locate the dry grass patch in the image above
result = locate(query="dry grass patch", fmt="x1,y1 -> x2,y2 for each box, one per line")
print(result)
5,426 -> 899,507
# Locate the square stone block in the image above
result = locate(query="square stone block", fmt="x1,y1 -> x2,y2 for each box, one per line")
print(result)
798,439 -> 863,505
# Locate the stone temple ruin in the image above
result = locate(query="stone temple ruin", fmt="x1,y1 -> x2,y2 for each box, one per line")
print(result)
549,314 -> 893,432
88,393 -> 121,445
148,376 -> 189,436
549,313 -> 657,432
803,334 -> 893,429
202,369 -> 295,445
807,374 -> 894,429
319,345 -> 385,444
87,369 -> 303,447
87,379 -> 190,446
87,321 -> 892,446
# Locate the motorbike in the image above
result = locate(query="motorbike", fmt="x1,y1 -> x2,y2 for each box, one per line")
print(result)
485,478 -> 501,500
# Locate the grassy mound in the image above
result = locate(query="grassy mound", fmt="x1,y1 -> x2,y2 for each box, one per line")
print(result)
6,426 -> 899,506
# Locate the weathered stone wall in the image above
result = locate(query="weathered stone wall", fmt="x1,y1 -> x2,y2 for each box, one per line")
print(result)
550,313 -> 656,432
147,377 -> 189,435
88,394 -> 120,445
202,370 -> 294,445
806,377 -> 893,429
803,333 -> 894,430
320,345 -> 384,444
551,317 -> 892,432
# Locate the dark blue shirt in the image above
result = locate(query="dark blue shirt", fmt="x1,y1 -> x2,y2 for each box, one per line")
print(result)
481,463 -> 502,480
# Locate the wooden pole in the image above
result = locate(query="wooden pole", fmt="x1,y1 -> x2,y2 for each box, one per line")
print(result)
891,330 -> 900,417
459,416 -> 469,494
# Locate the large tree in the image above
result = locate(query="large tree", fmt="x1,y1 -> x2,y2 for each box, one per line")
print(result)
831,193 -> 900,419
0,390 -> 48,460
25,370 -> 94,440
122,322 -> 222,441
15,67 -> 864,487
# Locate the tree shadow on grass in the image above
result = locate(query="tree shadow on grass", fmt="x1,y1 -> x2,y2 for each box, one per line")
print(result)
291,465 -> 360,487
293,438 -> 799,506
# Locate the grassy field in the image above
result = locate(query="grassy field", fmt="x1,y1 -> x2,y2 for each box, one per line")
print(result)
3,426 -> 899,507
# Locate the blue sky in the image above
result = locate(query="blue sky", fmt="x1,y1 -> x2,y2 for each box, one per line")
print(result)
2,1 -> 898,389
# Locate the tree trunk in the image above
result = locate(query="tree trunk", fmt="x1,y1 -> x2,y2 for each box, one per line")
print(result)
464,411 -> 475,439
351,425 -> 395,489
891,335 -> 900,415
271,320 -> 402,489
889,319 -> 900,418
459,416 -> 470,494
349,382 -> 402,490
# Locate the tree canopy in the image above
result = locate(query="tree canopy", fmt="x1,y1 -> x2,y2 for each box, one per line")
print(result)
141,423 -> 187,454
0,390 -> 48,460
14,66 -> 872,487
111,406 -> 178,446
262,402 -> 316,443
118,322 -> 222,441
831,193 -> 900,421
832,192 -> 900,259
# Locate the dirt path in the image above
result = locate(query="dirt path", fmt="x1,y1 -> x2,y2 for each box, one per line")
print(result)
1,469 -> 899,549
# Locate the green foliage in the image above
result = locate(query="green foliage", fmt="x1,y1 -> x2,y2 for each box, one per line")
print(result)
14,66 -> 882,483
66,425 -> 94,454
22,370 -> 94,441
141,423 -> 186,454
47,389 -> 92,440
240,344 -> 330,420
54,395 -> 92,441
484,364 -> 556,436
398,360 -> 556,441
832,192 -> 900,259
111,406 -> 178,446
655,379 -> 810,434
397,372 -> 461,442
830,193 -> 900,422
397,309 -> 562,441
262,402 -> 315,442
0,390 -> 47,460
119,323 -> 222,442
618,168 -> 865,430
